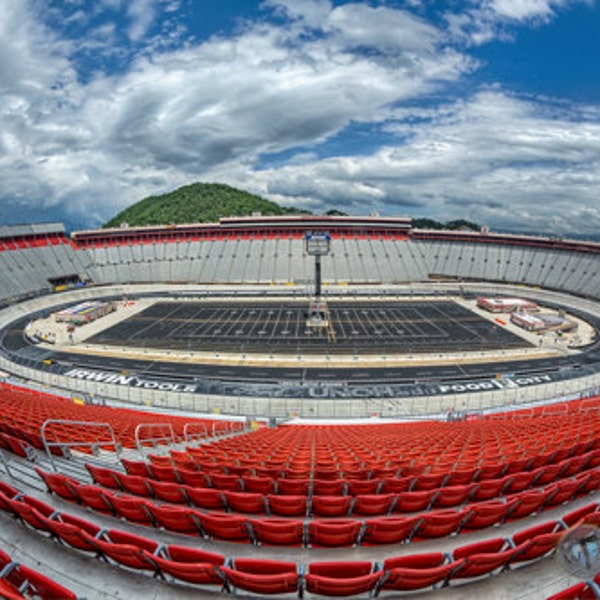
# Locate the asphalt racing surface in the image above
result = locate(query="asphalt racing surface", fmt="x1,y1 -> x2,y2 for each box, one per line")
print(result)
1,296 -> 598,400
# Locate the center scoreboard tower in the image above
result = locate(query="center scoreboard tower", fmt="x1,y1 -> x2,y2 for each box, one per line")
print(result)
305,232 -> 335,341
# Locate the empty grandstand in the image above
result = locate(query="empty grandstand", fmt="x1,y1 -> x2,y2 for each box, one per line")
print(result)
2,214 -> 600,598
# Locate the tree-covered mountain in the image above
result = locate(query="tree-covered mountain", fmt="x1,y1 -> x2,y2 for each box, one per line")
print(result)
103,182 -> 309,228
411,218 -> 480,232
103,181 -> 481,232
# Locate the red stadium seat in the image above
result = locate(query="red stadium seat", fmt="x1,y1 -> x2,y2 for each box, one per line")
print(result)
311,495 -> 353,518
0,575 -> 25,600
226,464 -> 252,477
443,468 -> 479,486
276,478 -> 310,495
142,544 -> 224,585
561,502 -> 600,528
114,473 -> 154,498
305,561 -> 383,597
80,528 -> 158,571
379,477 -> 413,494
46,519 -> 100,553
413,509 -> 470,539
476,463 -> 506,481
560,455 -> 591,477
266,494 -> 307,517
360,516 -> 421,545
379,553 -> 462,592
545,478 -> 580,506
108,495 -> 154,525
313,468 -> 341,481
412,472 -> 447,491
545,581 -> 599,600
461,499 -> 518,530
85,463 -> 121,489
185,486 -> 226,510
58,512 -> 103,535
506,489 -> 551,520
575,469 -> 600,495
0,578 -> 23,600
248,518 -> 305,546
313,478 -> 347,496
352,493 -> 395,516
121,458 -> 152,478
1,563 -> 77,600
210,473 -> 242,491
177,468 -> 212,488
148,463 -> 180,483
531,463 -> 564,485
220,559 -> 299,595
35,468 -> 79,502
223,490 -> 266,514
196,512 -> 251,542
0,490 -> 14,514
147,479 -> 189,504
7,498 -> 55,534
145,503 -> 203,535
243,475 -> 276,494
0,481 -> 18,500
450,537 -> 518,580
255,466 -> 283,479
0,433 -> 34,460
73,484 -> 115,514
308,519 -> 362,547
394,489 -> 437,513
502,471 -> 536,494
470,478 -> 507,502
347,479 -> 381,495
510,520 -> 566,565
432,483 -> 477,508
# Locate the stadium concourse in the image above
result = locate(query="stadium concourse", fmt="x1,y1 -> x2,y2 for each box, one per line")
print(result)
1,216 -> 600,598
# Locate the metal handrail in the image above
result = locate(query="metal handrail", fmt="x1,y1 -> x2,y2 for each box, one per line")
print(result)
134,423 -> 175,454
41,419 -> 120,472
183,422 -> 208,444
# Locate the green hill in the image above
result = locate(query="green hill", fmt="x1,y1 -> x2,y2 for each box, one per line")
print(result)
412,218 -> 480,232
103,182 -> 308,228
103,181 -> 482,232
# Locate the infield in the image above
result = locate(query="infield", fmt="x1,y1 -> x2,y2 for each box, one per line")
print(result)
85,298 -> 533,356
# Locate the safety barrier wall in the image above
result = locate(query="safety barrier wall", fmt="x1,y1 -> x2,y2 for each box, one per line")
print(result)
2,351 -> 600,420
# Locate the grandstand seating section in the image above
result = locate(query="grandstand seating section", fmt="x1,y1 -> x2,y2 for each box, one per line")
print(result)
3,471 -> 600,597
0,544 -> 78,599
1,220 -> 600,301
0,385 -> 599,596
3,218 -> 600,596
0,383 -> 239,452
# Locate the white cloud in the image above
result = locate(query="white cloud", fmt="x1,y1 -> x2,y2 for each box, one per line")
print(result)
127,0 -> 158,41
242,91 -> 600,236
446,0 -> 592,46
0,0 -> 599,238
485,0 -> 565,21
0,0 -> 474,226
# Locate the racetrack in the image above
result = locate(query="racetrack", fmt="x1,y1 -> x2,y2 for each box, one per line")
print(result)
2,289 -> 597,405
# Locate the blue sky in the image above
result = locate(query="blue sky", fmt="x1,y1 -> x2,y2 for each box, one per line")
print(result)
2,0 -> 600,237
